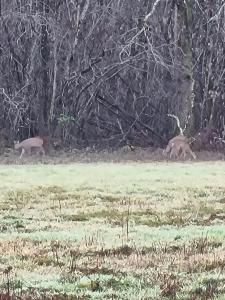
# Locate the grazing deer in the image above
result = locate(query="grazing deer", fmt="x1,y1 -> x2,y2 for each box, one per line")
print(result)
14,137 -> 45,159
163,134 -> 188,157
169,140 -> 196,160
163,134 -> 196,160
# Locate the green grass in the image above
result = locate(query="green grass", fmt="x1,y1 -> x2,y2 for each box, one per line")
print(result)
0,162 -> 225,299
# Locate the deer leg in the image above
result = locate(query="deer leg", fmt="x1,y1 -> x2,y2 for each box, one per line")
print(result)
163,144 -> 171,157
20,148 -> 25,159
170,146 -> 178,159
180,149 -> 186,160
40,146 -> 45,156
169,148 -> 174,159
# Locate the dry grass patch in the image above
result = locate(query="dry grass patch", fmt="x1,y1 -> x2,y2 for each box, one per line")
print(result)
0,162 -> 225,299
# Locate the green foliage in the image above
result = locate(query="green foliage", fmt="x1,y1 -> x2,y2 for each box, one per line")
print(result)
57,113 -> 75,127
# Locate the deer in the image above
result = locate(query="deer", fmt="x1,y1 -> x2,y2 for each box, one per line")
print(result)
169,139 -> 196,160
14,137 -> 45,159
163,134 -> 188,157
163,135 -> 196,160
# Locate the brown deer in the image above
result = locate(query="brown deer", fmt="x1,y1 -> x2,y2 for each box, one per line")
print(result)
163,134 -> 188,157
163,135 -> 196,160
14,137 -> 45,159
169,140 -> 196,160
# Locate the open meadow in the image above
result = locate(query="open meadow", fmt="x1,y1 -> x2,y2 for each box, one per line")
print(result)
0,161 -> 225,299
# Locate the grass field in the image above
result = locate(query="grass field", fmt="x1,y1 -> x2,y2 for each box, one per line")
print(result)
0,161 -> 225,299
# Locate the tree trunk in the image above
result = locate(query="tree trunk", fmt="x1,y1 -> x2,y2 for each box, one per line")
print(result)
38,0 -> 50,135
174,0 -> 194,135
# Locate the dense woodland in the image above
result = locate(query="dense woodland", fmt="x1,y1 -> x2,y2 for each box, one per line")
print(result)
0,0 -> 225,149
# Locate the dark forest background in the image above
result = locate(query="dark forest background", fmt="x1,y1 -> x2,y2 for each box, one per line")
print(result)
0,0 -> 225,149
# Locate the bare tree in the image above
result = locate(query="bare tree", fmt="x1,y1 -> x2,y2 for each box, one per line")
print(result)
0,0 -> 225,148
